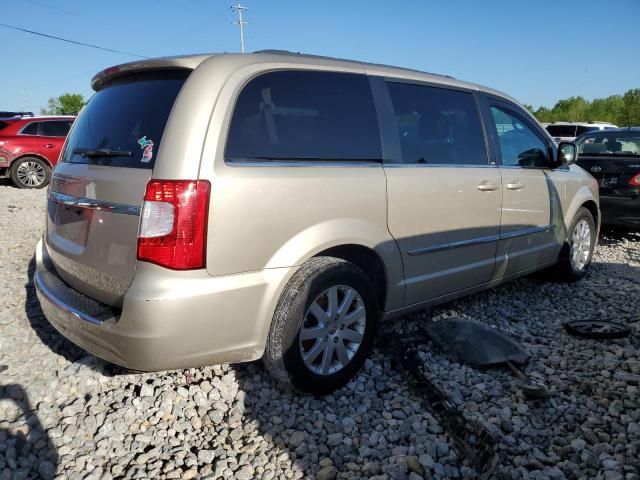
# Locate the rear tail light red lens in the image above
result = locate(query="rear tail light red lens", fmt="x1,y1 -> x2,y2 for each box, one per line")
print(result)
137,180 -> 211,270
629,173 -> 640,187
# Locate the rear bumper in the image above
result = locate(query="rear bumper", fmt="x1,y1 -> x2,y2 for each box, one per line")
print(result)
35,238 -> 294,371
600,195 -> 640,228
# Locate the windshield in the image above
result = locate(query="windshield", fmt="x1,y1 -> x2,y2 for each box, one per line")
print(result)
577,131 -> 640,157
61,70 -> 189,169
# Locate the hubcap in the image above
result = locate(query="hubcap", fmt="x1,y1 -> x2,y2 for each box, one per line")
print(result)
16,161 -> 46,187
570,219 -> 592,271
299,285 -> 366,376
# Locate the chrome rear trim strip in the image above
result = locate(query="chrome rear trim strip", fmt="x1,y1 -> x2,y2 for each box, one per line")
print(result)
49,191 -> 141,216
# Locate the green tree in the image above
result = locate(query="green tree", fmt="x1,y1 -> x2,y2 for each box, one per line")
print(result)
622,88 -> 640,127
552,96 -> 589,122
587,95 -> 622,124
41,93 -> 85,115
533,106 -> 552,123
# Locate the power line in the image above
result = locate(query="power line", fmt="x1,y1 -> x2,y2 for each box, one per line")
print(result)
230,4 -> 248,53
0,23 -> 149,59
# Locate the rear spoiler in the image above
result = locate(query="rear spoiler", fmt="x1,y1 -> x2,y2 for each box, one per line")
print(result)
91,54 -> 217,91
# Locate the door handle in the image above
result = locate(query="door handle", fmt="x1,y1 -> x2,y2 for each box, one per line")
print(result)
477,183 -> 499,191
506,182 -> 525,190
44,144 -> 55,148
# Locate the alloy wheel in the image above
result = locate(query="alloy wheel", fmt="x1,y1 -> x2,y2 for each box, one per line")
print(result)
16,161 -> 46,187
570,219 -> 592,271
299,285 -> 367,375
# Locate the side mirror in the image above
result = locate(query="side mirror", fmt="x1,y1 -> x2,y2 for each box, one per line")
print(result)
557,142 -> 577,166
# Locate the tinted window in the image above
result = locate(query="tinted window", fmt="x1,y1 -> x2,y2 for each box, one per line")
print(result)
21,122 -> 39,135
491,107 -> 549,167
576,125 -> 600,136
386,82 -> 487,165
61,70 -> 189,169
0,121 -> 7,131
546,125 -> 577,137
41,121 -> 72,137
226,70 -> 380,161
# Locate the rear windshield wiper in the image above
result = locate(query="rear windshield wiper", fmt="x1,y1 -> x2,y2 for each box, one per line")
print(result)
73,148 -> 133,158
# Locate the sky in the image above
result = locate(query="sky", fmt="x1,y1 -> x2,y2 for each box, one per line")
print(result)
1,0 -> 638,113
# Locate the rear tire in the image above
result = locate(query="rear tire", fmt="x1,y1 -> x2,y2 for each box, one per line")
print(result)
10,157 -> 51,189
552,207 -> 596,282
263,257 -> 379,395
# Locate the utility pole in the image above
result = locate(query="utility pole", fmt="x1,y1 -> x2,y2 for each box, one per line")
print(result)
230,4 -> 248,53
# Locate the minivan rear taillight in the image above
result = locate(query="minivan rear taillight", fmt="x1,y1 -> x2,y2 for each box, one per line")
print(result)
137,180 -> 211,270
629,173 -> 640,187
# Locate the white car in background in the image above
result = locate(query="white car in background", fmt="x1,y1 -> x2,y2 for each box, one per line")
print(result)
546,121 -> 618,143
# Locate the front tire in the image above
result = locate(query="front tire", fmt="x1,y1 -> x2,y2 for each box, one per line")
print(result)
553,207 -> 597,282
10,157 -> 51,189
263,257 -> 379,395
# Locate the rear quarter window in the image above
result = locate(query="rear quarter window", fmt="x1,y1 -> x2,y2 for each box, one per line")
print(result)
225,70 -> 381,161
20,122 -> 40,135
61,70 -> 189,169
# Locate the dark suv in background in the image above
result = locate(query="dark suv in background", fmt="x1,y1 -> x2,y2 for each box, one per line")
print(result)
576,127 -> 640,228
0,115 -> 74,188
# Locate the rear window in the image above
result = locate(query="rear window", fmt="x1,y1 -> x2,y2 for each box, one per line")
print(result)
61,70 -> 189,169
576,125 -> 600,136
577,131 -> 640,157
546,125 -> 577,137
226,70 -> 381,161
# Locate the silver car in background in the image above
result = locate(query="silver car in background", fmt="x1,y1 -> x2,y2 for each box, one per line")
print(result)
546,121 -> 618,143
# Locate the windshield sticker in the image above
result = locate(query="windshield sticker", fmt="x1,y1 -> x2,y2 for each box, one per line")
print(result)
138,136 -> 154,163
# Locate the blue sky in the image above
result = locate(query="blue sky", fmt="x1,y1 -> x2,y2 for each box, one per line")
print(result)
1,0 -> 638,112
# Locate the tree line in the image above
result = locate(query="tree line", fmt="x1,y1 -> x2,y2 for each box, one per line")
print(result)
40,88 -> 640,127
525,88 -> 640,127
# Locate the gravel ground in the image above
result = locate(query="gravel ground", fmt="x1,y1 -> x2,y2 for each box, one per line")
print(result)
1,180 -> 639,480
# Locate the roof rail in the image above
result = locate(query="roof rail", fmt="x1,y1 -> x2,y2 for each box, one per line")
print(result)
252,49 -> 455,79
0,111 -> 34,118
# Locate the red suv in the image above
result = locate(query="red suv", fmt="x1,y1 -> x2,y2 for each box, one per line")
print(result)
0,115 -> 74,188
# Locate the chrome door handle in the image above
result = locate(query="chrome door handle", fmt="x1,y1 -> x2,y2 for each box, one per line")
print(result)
506,182 -> 525,190
477,183 -> 499,191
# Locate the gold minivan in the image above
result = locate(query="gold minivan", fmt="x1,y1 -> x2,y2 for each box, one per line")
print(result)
35,51 -> 599,394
